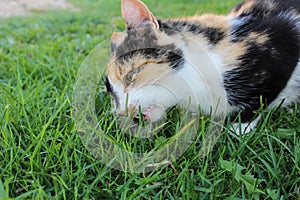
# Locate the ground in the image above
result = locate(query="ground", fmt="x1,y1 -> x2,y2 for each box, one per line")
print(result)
0,0 -> 79,18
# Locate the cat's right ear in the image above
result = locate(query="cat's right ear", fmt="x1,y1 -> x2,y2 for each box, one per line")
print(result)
121,0 -> 159,30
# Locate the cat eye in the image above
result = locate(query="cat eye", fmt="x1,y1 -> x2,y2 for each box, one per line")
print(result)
125,70 -> 137,86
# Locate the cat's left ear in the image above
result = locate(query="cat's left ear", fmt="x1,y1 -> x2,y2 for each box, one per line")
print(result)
121,0 -> 159,30
110,32 -> 126,55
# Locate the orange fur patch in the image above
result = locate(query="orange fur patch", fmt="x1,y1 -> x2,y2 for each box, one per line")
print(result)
215,38 -> 248,70
248,32 -> 269,44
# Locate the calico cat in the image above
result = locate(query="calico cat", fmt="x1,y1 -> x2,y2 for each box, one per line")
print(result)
105,0 -> 300,134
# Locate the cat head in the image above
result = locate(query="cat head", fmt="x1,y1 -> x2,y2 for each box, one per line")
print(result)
105,0 -> 185,123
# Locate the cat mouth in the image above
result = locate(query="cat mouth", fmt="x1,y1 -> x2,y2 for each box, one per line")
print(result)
116,113 -> 165,139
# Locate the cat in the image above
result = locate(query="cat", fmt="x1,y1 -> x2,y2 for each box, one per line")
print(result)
105,0 -> 300,134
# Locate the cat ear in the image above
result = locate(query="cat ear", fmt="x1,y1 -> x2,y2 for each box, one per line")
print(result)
121,0 -> 159,30
110,32 -> 126,54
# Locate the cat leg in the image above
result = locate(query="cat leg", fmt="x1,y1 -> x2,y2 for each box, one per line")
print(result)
230,115 -> 261,135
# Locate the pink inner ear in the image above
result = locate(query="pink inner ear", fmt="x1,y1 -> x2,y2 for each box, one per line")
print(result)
122,0 -> 158,29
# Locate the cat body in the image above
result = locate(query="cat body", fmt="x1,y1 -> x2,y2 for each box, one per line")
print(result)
105,0 -> 300,133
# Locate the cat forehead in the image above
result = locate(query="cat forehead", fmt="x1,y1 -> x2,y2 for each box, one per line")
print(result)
111,28 -> 183,64
111,27 -> 158,56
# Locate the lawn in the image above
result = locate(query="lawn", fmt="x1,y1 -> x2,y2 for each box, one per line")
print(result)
0,0 -> 299,199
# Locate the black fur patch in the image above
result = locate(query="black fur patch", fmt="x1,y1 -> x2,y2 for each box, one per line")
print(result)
105,76 -> 120,107
232,0 -> 300,18
115,27 -> 184,69
110,42 -> 117,54
105,75 -> 113,93
158,20 -> 225,45
224,11 -> 299,122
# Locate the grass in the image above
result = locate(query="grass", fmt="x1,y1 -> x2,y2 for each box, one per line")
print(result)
0,0 -> 299,199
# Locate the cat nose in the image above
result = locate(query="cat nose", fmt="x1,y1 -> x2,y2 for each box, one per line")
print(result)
120,105 -> 149,121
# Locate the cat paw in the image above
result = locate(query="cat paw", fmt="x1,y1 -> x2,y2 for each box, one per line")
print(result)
230,122 -> 255,135
229,115 -> 261,135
